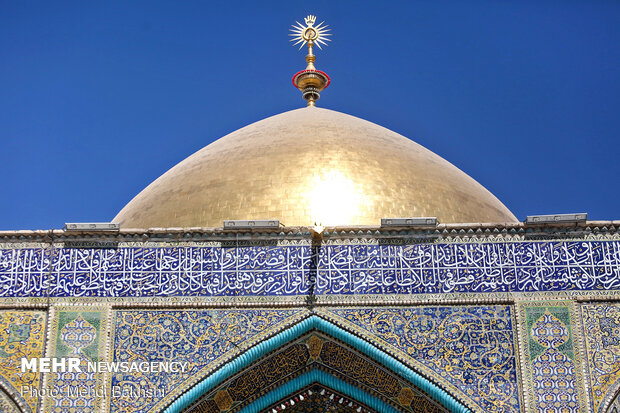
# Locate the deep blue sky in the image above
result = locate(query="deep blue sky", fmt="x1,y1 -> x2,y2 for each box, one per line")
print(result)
1,1 -> 618,230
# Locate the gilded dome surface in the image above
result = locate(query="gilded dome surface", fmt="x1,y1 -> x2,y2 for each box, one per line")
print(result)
114,107 -> 517,228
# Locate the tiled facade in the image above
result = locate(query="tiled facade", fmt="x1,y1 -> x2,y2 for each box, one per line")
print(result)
518,302 -> 586,413
325,306 -> 520,412
0,225 -> 618,412
0,311 -> 46,412
1,240 -> 619,299
44,308 -> 109,413
111,309 -> 302,412
581,303 -> 620,412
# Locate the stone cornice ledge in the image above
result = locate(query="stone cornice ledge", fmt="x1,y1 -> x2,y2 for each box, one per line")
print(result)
0,221 -> 618,243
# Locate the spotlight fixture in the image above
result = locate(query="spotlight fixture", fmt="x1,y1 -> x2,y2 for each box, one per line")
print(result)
525,213 -> 587,224
381,217 -> 438,227
64,223 -> 120,231
223,220 -> 280,229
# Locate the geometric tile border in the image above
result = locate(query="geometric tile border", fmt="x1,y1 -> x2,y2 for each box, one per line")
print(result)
42,307 -> 109,413
518,301 -> 587,413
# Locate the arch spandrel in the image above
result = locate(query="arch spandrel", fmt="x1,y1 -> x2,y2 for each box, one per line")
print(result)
156,314 -> 473,413
111,309 -> 308,413
0,310 -> 47,413
318,307 -> 521,413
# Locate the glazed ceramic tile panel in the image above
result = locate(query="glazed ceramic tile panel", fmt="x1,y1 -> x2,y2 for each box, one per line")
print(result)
581,303 -> 620,413
323,306 -> 520,413
192,332 -> 446,412
0,241 -> 619,297
44,309 -> 108,413
110,309 -> 303,413
0,311 -> 46,413
519,302 -> 586,413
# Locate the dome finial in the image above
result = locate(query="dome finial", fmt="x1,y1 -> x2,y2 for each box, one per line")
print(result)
290,15 -> 331,107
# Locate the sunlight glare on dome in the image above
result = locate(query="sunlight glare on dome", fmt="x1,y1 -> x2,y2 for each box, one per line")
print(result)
307,170 -> 363,226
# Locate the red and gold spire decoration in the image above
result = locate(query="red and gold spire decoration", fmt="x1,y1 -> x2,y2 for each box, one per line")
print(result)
290,15 -> 331,106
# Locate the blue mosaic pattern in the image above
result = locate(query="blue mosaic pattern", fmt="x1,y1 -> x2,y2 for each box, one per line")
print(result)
580,303 -> 620,412
530,311 -> 579,413
325,307 -> 520,413
520,303 -> 586,413
111,309 -> 301,413
49,313 -> 103,413
0,241 -> 618,297
163,315 -> 470,413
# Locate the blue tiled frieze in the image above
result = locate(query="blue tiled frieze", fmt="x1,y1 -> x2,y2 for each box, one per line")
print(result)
0,248 -> 51,297
0,241 -> 618,297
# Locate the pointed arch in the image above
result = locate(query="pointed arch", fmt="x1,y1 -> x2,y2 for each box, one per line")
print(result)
183,330 -> 445,412
162,315 -> 472,413
237,370 -> 398,413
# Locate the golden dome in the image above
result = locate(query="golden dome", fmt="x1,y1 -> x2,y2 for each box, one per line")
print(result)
114,107 -> 517,228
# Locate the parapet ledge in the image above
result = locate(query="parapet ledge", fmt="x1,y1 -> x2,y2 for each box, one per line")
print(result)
0,221 -> 617,244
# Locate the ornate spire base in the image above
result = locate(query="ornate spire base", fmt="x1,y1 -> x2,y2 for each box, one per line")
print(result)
292,69 -> 331,107
290,15 -> 332,107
